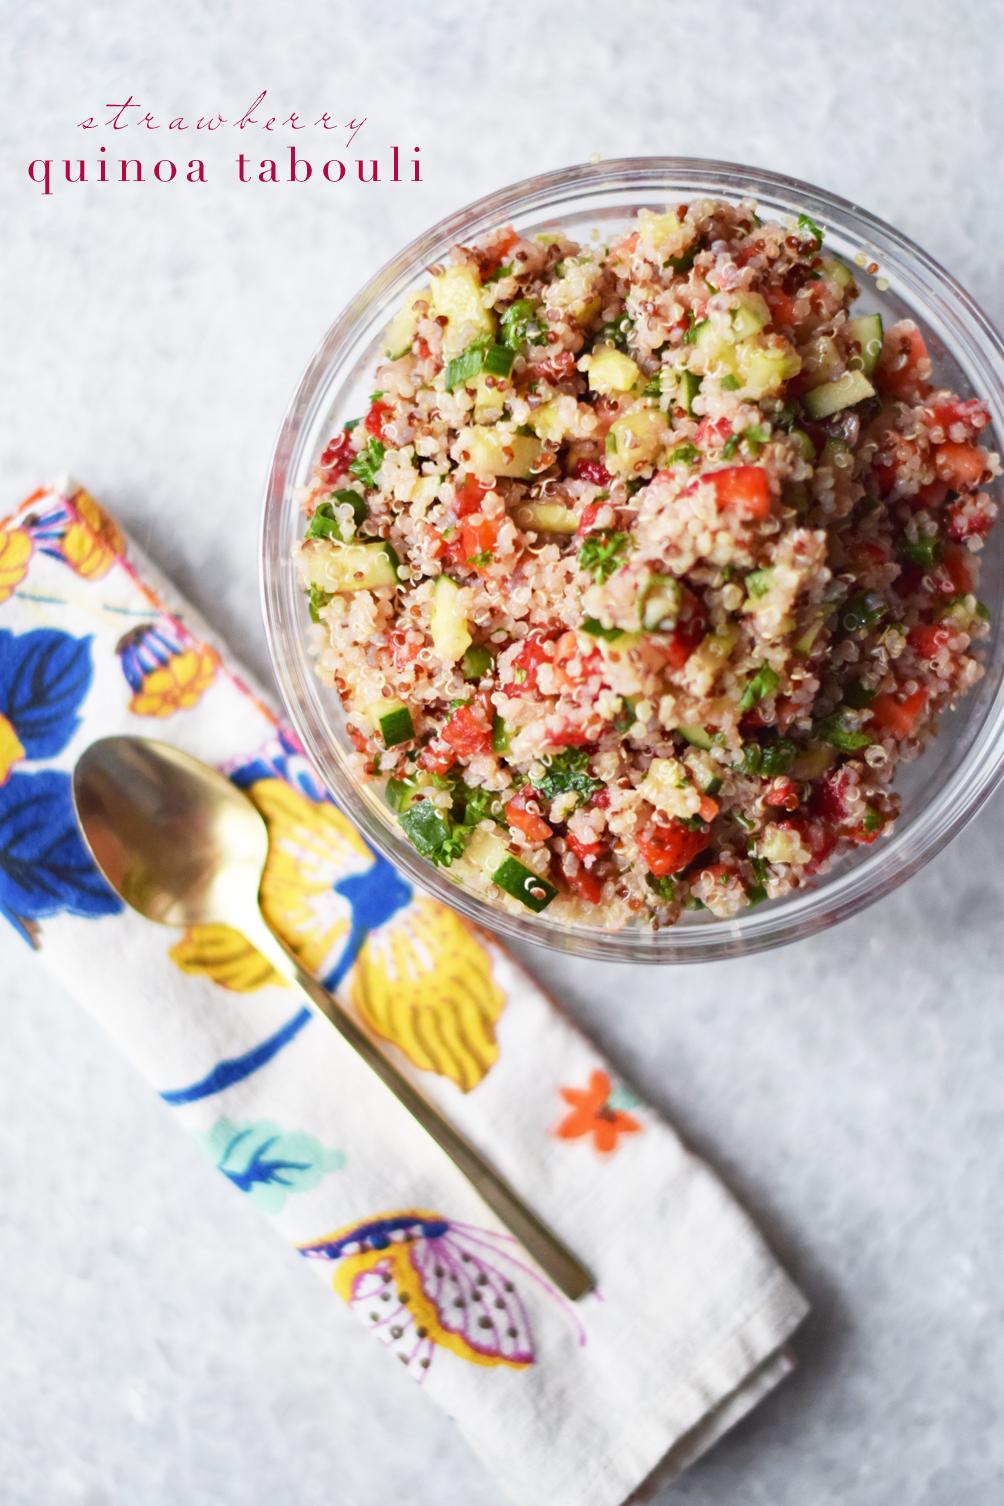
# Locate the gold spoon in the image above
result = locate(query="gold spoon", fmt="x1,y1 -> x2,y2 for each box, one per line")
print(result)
72,735 -> 593,1300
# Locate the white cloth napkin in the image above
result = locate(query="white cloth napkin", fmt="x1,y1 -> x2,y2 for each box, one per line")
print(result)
0,479 -> 808,1506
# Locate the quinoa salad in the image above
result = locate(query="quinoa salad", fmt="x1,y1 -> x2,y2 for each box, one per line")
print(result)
294,196 -> 1000,929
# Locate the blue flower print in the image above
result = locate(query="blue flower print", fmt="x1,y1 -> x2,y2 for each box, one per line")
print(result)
0,626 -> 123,945
0,769 -> 123,943
193,1117 -> 345,1214
0,627 -> 94,759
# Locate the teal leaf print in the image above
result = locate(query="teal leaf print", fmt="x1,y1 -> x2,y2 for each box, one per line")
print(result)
194,1117 -> 345,1214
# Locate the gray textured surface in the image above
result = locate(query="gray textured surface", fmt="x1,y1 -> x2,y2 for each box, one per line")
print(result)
3,3 -> 1004,1502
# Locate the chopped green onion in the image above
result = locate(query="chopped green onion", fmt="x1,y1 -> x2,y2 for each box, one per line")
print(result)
739,663 -> 780,713
481,343 -> 516,379
444,343 -> 487,391
466,550 -> 494,568
722,434 -> 741,460
461,645 -> 493,680
678,370 -> 702,415
818,712 -> 871,752
491,712 -> 510,754
667,443 -> 699,466
500,299 -> 540,350
863,804 -> 882,834
580,617 -> 622,642
842,592 -> 888,634
902,531 -> 942,569
720,374 -> 741,391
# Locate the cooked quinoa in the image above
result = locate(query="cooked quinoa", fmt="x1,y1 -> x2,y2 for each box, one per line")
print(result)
295,197 -> 1000,929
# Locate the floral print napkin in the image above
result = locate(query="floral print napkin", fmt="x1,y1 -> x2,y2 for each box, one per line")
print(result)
0,479 -> 808,1506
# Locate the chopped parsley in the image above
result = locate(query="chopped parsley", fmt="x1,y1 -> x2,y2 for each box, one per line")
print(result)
739,663 -> 780,713
667,443 -> 699,466
646,872 -> 676,902
577,529 -> 630,584
349,436 -> 386,487
798,211 -> 824,246
595,313 -> 633,350
817,712 -> 871,752
466,550 -> 495,568
500,298 -> 544,350
305,583 -> 333,622
530,748 -> 603,806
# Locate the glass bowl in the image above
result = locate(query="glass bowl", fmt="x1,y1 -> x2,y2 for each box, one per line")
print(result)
260,157 -> 1004,963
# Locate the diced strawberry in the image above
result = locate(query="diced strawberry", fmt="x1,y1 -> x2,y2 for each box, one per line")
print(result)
571,459 -> 612,487
390,630 -> 422,671
566,832 -> 604,864
763,286 -> 799,326
934,442 -> 986,491
942,547 -> 973,595
637,821 -> 710,877
364,400 -> 393,439
318,429 -> 355,482
590,787 -> 611,809
915,479 -> 949,510
442,703 -> 492,757
946,494 -> 996,544
867,687 -> 927,741
509,632 -> 554,692
875,322 -> 931,403
454,473 -> 491,517
812,767 -> 860,827
710,466 -> 773,521
576,502 -> 603,536
908,623 -> 952,660
505,787 -> 553,843
926,399 -> 991,436
418,738 -> 457,775
567,867 -> 604,905
765,776 -> 799,809
543,724 -> 596,750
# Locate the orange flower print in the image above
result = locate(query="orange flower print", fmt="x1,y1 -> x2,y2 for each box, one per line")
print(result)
555,1070 -> 642,1156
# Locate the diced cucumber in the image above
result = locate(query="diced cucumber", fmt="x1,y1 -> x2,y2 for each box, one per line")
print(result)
430,266 -> 496,357
385,776 -> 419,813
431,574 -> 473,662
465,824 -> 509,874
399,799 -> 452,856
515,501 -> 578,533
456,425 -> 543,479
383,285 -> 432,360
745,567 -> 774,599
581,346 -> 640,394
302,538 -> 400,593
803,369 -> 875,420
640,573 -> 682,631
727,292 -> 771,343
788,429 -> 816,464
678,370 -> 702,416
377,701 -> 415,747
820,255 -> 853,288
491,855 -> 558,912
792,617 -> 825,658
676,724 -> 714,750
846,314 -> 884,378
606,407 -> 666,475
821,436 -> 852,469
684,747 -> 721,795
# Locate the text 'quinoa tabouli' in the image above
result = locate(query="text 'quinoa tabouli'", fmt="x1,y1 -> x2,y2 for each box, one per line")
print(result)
295,197 -> 1000,928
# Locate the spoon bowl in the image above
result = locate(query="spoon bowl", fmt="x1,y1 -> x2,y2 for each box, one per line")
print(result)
73,736 -> 268,929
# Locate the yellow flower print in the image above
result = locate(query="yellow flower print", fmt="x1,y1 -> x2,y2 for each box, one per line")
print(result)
0,711 -> 26,785
247,777 -> 373,979
0,528 -> 32,605
350,898 -> 505,1092
128,645 -> 220,716
168,923 -> 289,992
60,489 -> 125,580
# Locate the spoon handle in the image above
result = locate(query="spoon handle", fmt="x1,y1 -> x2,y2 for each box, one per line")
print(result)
245,913 -> 594,1301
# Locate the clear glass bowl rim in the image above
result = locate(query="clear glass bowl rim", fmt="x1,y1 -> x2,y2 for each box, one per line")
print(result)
261,155 -> 1004,964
